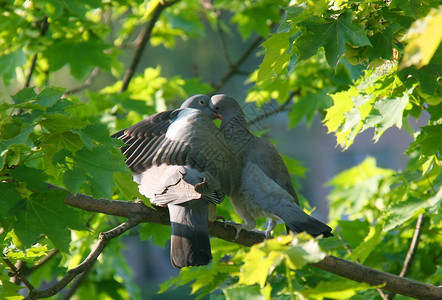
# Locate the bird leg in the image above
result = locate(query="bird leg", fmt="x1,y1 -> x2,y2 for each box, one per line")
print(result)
265,219 -> 277,239
223,220 -> 256,240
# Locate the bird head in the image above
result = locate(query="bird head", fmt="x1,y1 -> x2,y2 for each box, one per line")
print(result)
209,94 -> 242,122
180,94 -> 215,119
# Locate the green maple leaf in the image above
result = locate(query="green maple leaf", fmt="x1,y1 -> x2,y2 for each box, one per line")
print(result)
63,165 -> 87,195
11,87 -> 37,105
324,86 -> 357,134
352,223 -> 383,263
365,94 -> 409,142
399,44 -> 442,96
289,89 -> 333,127
0,182 -> 21,218
0,50 -> 26,84
8,165 -> 48,192
367,25 -> 395,61
11,190 -> 87,252
44,39 -> 117,80
296,11 -> 371,68
73,146 -> 130,199
225,286 -> 264,300
413,124 -> 442,156
257,31 -> 293,82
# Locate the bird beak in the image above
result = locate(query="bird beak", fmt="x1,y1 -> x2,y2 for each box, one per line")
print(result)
209,106 -> 222,120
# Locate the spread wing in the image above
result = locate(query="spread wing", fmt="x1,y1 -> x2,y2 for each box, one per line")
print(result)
112,108 -> 240,197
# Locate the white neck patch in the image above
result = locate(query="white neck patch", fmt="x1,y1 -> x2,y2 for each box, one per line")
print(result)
166,108 -> 196,140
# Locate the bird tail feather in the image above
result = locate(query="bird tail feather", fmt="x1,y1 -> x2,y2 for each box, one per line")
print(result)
281,205 -> 333,237
168,200 -> 212,268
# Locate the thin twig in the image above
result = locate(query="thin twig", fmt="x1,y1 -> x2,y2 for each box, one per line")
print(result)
119,0 -> 180,93
64,67 -> 101,96
2,258 -> 36,292
11,260 -> 23,285
25,214 -> 144,300
25,17 -> 49,88
212,35 -> 263,92
247,89 -> 299,126
399,214 -> 425,277
387,214 -> 425,300
216,10 -> 232,67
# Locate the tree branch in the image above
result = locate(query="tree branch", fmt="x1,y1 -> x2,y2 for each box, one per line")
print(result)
25,214 -> 144,300
387,214 -> 425,300
212,35 -> 263,93
3,258 -> 36,292
216,11 -> 233,67
62,266 -> 91,300
247,89 -> 299,126
64,67 -> 101,96
119,0 -> 180,93
311,256 -> 440,300
25,17 -> 49,88
51,186 -> 442,299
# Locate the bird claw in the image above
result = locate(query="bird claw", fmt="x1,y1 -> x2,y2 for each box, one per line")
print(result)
215,215 -> 226,222
264,219 -> 277,239
223,221 -> 243,240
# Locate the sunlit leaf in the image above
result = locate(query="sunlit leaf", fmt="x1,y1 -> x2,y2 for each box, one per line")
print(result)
352,223 -> 383,263
400,7 -> 442,69
305,280 -> 378,299
225,285 -> 264,300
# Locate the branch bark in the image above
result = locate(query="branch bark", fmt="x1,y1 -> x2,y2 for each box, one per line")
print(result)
52,187 -> 442,300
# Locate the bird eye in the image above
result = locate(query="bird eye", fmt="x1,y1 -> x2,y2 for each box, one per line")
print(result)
199,100 -> 205,105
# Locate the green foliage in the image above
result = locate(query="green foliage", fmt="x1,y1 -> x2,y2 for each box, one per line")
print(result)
1,0 -> 441,299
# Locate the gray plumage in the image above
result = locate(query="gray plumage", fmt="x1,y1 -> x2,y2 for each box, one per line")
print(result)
209,94 -> 333,238
113,95 -> 240,268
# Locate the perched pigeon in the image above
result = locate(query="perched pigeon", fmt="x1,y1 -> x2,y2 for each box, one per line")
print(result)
209,94 -> 333,238
112,95 -> 241,268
